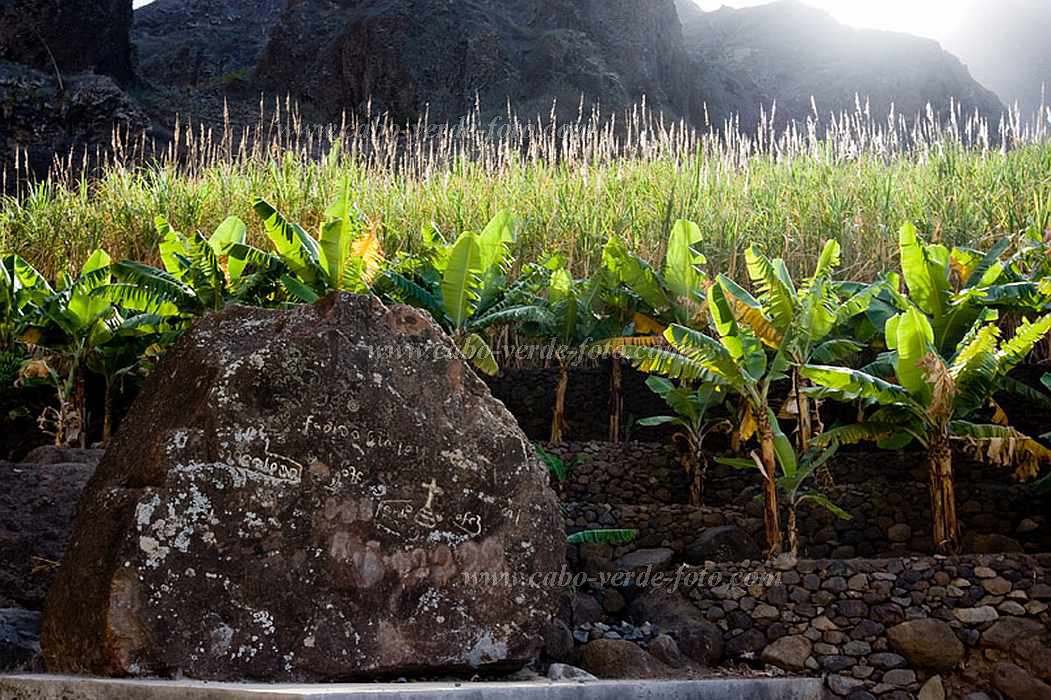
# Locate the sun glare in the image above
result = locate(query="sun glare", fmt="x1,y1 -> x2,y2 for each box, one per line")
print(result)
695,0 -> 976,41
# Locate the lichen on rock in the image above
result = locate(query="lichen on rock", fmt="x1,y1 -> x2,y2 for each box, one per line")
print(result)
42,293 -> 565,681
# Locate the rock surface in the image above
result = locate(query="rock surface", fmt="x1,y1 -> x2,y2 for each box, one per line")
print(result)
626,588 -> 723,666
546,662 -> 597,682
944,0 -> 1051,117
0,608 -> 41,671
133,0 -> 285,88
676,0 -> 1004,129
684,525 -> 759,564
0,0 -> 134,84
0,456 -> 98,609
993,662 -> 1051,700
42,293 -> 565,680
578,639 -> 672,679
254,0 -> 697,124
0,63 -> 148,182
760,635 -> 812,672
886,619 -> 964,672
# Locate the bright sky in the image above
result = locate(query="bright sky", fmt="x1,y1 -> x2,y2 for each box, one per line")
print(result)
693,0 -> 975,41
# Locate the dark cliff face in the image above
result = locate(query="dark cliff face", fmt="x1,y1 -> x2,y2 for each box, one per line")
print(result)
0,0 -> 134,85
944,0 -> 1051,117
254,0 -> 699,125
677,0 -> 1005,130
133,0 -> 286,87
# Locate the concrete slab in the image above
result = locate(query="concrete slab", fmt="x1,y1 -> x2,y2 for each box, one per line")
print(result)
0,674 -> 826,700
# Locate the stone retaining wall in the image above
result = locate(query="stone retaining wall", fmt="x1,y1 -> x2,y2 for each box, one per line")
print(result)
485,367 -> 672,442
564,503 -> 760,562
564,552 -> 1051,698
678,554 -> 1051,698
555,442 -> 1051,558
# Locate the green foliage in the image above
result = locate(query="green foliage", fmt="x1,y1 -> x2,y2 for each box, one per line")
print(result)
4,200 -> 1051,491
567,529 -> 638,545
804,292 -> 1051,481
535,443 -> 580,483
383,210 -> 532,375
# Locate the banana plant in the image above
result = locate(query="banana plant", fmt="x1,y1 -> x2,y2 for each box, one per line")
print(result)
28,249 -> 119,447
618,279 -> 795,556
720,444 -> 850,557
803,306 -> 1051,553
384,211 -> 540,376
895,222 -> 1032,354
539,441 -> 635,545
251,194 -> 385,303
521,267 -> 617,442
599,220 -> 709,441
718,239 -> 869,459
639,376 -> 730,506
1,254 -> 54,349
601,219 -> 709,332
566,529 -> 638,545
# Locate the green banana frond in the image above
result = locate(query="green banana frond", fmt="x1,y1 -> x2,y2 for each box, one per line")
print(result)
384,271 -> 446,325
617,344 -> 711,383
458,332 -> 499,376
745,246 -> 795,332
811,338 -> 865,363
666,324 -> 748,388
998,315 -> 1051,373
442,232 -> 483,330
567,529 -> 638,545
814,422 -> 915,449
253,198 -> 324,286
109,261 -> 197,310
801,365 -> 914,406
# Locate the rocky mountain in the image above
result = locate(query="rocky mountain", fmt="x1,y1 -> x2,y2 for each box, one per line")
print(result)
676,0 -> 1004,130
0,0 -> 134,85
943,0 -> 1050,117
0,0 -> 143,185
132,0 -> 285,88
254,0 -> 698,125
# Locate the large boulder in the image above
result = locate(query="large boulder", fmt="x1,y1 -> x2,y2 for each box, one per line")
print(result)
887,619 -> 965,672
993,662 -> 1051,700
0,0 -> 134,84
42,293 -> 565,680
760,635 -> 812,672
684,526 -> 760,564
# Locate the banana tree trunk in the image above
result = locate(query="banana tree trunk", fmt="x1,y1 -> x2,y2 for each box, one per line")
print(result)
759,415 -> 784,556
73,367 -> 87,449
928,436 -> 959,553
680,443 -> 706,508
796,375 -> 834,488
795,373 -> 812,451
550,360 -> 569,444
608,356 -> 622,444
787,506 -> 799,559
730,396 -> 747,454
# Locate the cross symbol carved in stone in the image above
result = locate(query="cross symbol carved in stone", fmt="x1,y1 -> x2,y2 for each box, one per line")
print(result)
421,478 -> 444,511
